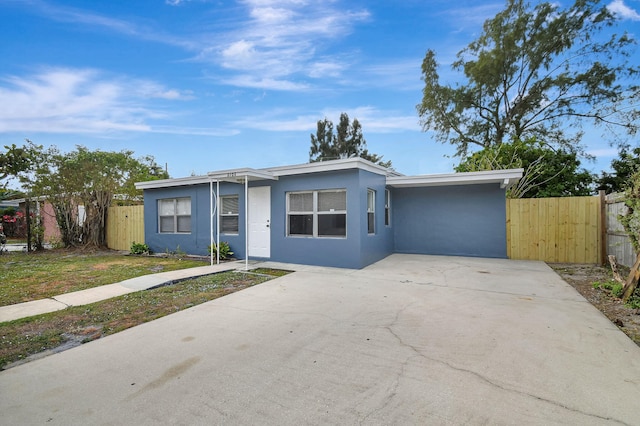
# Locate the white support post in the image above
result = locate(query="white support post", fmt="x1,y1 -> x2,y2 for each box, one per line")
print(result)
209,179 -> 214,266
216,180 -> 220,265
245,175 -> 249,271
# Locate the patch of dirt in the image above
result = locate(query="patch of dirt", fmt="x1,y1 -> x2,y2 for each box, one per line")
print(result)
550,263 -> 640,347
92,261 -> 128,270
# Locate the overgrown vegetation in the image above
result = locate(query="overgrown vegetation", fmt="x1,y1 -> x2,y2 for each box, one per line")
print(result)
620,170 -> 640,253
28,146 -> 169,248
592,280 -> 624,298
0,270 -> 287,370
455,138 -> 594,198
208,241 -> 234,260
130,242 -> 151,255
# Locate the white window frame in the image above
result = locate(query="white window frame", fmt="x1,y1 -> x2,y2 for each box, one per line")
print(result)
286,189 -> 347,238
220,195 -> 239,234
158,197 -> 191,234
385,189 -> 391,227
367,189 -> 375,235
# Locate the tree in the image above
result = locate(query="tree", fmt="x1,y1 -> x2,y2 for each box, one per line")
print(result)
596,145 -> 640,194
620,169 -> 640,301
0,140 -> 40,188
417,0 -> 639,157
456,138 -> 594,198
30,146 -> 169,248
309,113 -> 392,168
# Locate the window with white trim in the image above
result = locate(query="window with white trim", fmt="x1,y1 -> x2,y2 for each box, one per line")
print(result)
287,190 -> 346,237
220,195 -> 239,234
158,197 -> 191,233
367,189 -> 375,234
384,189 -> 391,226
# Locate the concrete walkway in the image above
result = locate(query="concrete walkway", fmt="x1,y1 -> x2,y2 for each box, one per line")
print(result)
0,261 -> 246,323
1,254 -> 640,425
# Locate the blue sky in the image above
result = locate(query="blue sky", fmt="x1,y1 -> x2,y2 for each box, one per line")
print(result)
0,0 -> 638,179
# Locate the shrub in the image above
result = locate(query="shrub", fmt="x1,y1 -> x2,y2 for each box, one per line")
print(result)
208,242 -> 234,260
130,242 -> 150,255
626,296 -> 640,309
612,283 -> 624,298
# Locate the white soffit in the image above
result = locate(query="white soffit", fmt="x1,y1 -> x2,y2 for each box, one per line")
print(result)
135,168 -> 279,190
135,175 -> 210,190
207,168 -> 278,183
386,169 -> 524,188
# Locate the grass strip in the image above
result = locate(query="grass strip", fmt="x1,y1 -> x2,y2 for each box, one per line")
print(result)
0,269 -> 288,370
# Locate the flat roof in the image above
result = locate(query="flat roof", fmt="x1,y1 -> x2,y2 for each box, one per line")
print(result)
134,158 -> 522,190
386,169 -> 524,189
135,157 -> 401,190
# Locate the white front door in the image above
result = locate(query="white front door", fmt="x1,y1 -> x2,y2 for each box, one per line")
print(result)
248,186 -> 271,258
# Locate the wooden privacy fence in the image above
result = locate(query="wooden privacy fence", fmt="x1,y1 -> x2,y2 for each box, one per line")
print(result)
507,196 -> 602,264
106,205 -> 145,251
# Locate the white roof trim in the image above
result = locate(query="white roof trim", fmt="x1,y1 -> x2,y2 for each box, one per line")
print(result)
135,175 -> 210,190
263,157 -> 403,178
207,168 -> 278,183
386,169 -> 524,189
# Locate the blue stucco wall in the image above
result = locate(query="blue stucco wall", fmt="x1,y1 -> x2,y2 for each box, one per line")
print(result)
142,183 -> 247,259
392,184 -> 507,258
142,168 -> 395,268
142,171 -> 508,267
268,169 -> 393,269
357,169 -> 394,267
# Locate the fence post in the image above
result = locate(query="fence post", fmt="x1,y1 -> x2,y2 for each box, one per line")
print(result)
599,190 -> 607,266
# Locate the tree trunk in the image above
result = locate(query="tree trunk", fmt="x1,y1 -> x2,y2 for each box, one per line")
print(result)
621,252 -> 640,302
608,255 -> 625,284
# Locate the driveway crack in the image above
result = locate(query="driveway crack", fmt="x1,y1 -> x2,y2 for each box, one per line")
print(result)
379,307 -> 632,426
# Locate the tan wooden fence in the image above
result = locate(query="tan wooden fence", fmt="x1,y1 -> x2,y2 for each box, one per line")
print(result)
106,205 -> 145,251
507,196 -> 602,263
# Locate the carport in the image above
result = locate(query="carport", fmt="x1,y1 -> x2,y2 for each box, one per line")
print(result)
388,169 -> 523,258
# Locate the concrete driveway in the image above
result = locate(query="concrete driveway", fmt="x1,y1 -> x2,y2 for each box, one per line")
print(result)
1,254 -> 639,425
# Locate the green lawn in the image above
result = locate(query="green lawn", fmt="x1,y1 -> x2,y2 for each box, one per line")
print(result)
0,249 -> 210,306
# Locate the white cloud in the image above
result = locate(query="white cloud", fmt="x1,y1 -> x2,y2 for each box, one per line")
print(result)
233,106 -> 420,133
22,0 -> 197,50
608,0 -> 640,20
16,1 -> 371,92
197,1 -> 370,90
222,75 -> 309,91
0,68 -> 194,134
441,3 -> 504,32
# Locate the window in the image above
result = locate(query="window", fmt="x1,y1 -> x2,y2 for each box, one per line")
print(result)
220,195 -> 239,234
159,197 -> 191,233
385,189 -> 391,226
367,189 -> 375,234
287,190 -> 346,237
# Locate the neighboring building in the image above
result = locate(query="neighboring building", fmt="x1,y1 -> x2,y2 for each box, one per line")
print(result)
135,158 -> 522,269
15,198 -> 62,243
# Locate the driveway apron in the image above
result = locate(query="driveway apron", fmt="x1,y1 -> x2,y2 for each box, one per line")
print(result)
1,254 -> 639,425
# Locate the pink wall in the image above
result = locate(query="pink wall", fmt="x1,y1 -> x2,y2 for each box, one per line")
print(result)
41,201 -> 61,243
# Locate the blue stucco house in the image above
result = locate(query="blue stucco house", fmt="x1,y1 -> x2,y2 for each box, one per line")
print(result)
135,158 -> 522,269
